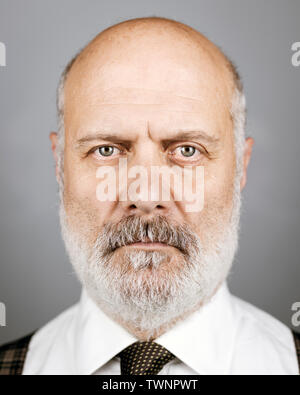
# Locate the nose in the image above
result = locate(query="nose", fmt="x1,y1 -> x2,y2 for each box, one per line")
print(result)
117,143 -> 177,216
119,170 -> 175,216
121,199 -> 168,216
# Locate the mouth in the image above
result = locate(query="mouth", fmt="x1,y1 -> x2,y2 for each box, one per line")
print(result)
110,236 -> 185,255
126,241 -> 171,250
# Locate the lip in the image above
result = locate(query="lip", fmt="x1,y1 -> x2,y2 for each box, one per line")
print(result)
126,242 -> 170,249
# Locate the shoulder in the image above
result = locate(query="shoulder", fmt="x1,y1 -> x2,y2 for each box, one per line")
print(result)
232,295 -> 292,344
292,330 -> 300,366
0,302 -> 79,375
230,294 -> 299,374
29,303 -> 79,348
0,332 -> 35,375
22,303 -> 79,374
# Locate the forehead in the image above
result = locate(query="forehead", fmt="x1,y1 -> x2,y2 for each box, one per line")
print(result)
64,28 -> 234,141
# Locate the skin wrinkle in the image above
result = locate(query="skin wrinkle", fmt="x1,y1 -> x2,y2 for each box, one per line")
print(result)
50,17 -> 254,341
98,87 -> 228,106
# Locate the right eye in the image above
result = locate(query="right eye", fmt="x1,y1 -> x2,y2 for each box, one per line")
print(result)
93,145 -> 121,158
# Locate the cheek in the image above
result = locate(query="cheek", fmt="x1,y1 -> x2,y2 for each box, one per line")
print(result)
64,161 -> 95,205
206,167 -> 235,210
205,136 -> 236,214
63,158 -> 114,231
182,159 -> 236,239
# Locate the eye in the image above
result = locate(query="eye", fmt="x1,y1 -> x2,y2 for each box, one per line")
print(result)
169,145 -> 202,162
179,146 -> 196,157
96,146 -> 120,157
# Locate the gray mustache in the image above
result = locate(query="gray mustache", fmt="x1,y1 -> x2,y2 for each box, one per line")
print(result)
100,215 -> 199,257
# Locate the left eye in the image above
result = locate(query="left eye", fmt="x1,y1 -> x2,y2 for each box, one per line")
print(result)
97,146 -> 119,157
178,146 -> 196,157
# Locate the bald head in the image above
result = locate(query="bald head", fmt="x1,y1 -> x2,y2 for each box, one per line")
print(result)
57,17 -> 246,181
64,17 -> 240,113
67,17 -> 240,95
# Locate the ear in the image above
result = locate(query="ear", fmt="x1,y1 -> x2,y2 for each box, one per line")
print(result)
49,132 -> 60,183
240,137 -> 254,191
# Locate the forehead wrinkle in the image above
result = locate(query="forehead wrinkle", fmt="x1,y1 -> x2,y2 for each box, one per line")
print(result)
99,86 -> 217,104
67,88 -> 229,117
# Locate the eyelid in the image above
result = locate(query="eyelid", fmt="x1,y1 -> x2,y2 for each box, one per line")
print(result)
169,143 -> 204,154
167,143 -> 209,164
86,142 -> 209,159
88,144 -> 124,156
177,143 -> 212,159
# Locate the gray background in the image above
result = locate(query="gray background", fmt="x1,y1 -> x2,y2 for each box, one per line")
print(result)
0,0 -> 299,344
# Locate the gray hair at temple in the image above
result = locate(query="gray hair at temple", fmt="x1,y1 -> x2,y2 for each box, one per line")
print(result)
55,17 -> 247,193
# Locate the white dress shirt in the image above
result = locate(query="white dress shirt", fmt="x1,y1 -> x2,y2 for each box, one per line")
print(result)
22,282 -> 298,375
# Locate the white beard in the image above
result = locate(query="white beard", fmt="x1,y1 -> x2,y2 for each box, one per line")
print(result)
59,177 -> 241,340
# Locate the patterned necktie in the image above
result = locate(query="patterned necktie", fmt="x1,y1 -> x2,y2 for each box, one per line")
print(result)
118,341 -> 176,375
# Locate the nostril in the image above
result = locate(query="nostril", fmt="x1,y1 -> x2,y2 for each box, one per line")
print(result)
129,204 -> 137,209
156,205 -> 164,209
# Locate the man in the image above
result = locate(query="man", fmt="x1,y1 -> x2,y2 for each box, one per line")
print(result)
0,16 -> 299,375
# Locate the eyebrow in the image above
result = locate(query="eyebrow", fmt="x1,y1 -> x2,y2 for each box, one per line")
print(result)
75,130 -> 220,150
160,131 -> 220,148
75,133 -> 133,150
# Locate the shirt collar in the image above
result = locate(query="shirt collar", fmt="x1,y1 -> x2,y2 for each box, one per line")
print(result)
73,289 -> 137,375
73,281 -> 237,375
155,282 -> 237,375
